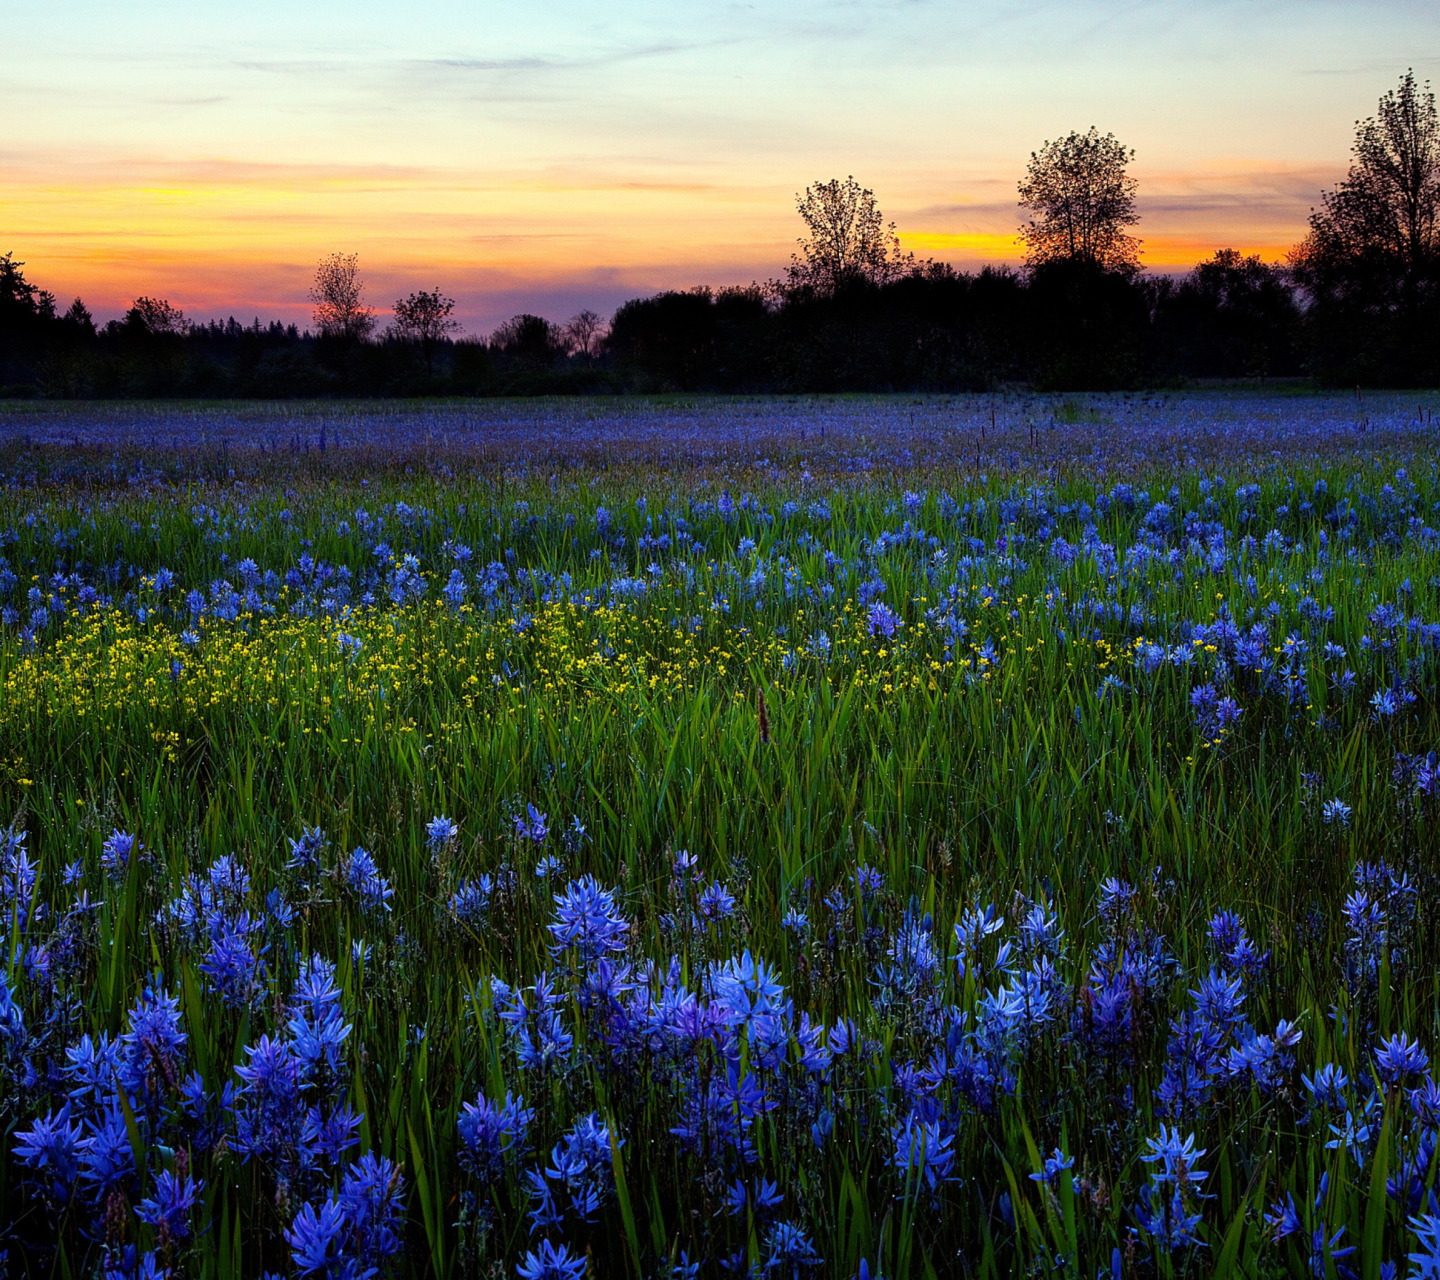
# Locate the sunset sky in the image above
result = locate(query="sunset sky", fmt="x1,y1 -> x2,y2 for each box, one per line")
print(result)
4,1 -> 1436,334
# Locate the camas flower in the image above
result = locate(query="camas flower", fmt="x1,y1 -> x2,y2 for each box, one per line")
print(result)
15,1104 -> 83,1202
1377,1033 -> 1430,1087
514,804 -> 550,843
516,1240 -> 588,1280
891,1114 -> 956,1190
458,1089 -> 534,1182
343,847 -> 393,914
548,875 -> 629,961
137,1167 -> 204,1242
1322,799 -> 1352,826
425,815 -> 458,851
866,601 -> 901,639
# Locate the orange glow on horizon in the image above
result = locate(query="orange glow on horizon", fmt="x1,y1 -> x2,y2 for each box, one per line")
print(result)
5,155 -> 1322,330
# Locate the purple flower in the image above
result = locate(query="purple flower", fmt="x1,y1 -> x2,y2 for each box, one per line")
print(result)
514,804 -> 550,843
1377,1033 -> 1430,1086
866,602 -> 901,639
283,1198 -> 351,1279
458,1089 -> 534,1182
338,1152 -> 406,1266
548,875 -> 629,961
892,1114 -> 956,1190
137,1167 -> 204,1241
516,1241 -> 587,1280
344,847 -> 392,914
15,1103 -> 83,1202
101,829 -> 141,879
425,815 -> 458,851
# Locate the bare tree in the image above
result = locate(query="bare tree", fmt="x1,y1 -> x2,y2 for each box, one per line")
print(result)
390,289 -> 459,377
1292,71 -> 1439,295
310,253 -> 375,342
563,309 -> 606,359
786,176 -> 914,294
1018,128 -> 1141,274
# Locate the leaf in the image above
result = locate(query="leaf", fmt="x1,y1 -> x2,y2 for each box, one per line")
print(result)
1362,1107 -> 1391,1280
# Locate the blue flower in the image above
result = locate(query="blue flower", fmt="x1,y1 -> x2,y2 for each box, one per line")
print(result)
289,1003 -> 352,1081
137,1167 -> 204,1241
699,881 -> 737,922
514,804 -> 551,843
516,1240 -> 587,1280
284,1197 -> 351,1279
1304,1063 -> 1350,1109
15,1103 -> 83,1202
301,1104 -> 363,1168
425,815 -> 458,851
458,1089 -> 534,1182
199,918 -> 265,1010
344,847 -> 393,914
548,875 -> 629,961
101,829 -> 140,879
1322,798 -> 1352,826
287,827 -> 327,879
763,1220 -> 821,1274
1409,1212 -> 1440,1279
891,1114 -> 956,1190
78,1105 -> 135,1202
527,1113 -> 620,1231
1029,1147 -> 1076,1191
1377,1033 -> 1430,1086
449,876 -> 494,927
338,1152 -> 406,1266
118,984 -> 188,1101
866,602 -> 901,639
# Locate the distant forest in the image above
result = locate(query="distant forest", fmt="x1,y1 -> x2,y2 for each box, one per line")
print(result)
3,72 -> 1438,396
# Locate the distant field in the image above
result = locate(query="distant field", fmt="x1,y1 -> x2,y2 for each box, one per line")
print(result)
3,389 -> 1439,477
2,394 -> 1440,1278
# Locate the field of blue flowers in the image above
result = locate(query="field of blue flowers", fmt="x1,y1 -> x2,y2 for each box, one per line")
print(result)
2,392 -> 1440,1280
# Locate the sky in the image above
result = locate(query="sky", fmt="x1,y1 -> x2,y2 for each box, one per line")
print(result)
3,1 -> 1437,335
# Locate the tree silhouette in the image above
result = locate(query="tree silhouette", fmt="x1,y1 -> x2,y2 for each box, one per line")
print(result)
786,177 -> 914,295
390,289 -> 458,377
1290,71 -> 1440,383
310,253 -> 375,343
1018,128 -> 1141,274
1292,71 -> 1439,298
127,297 -> 187,336
491,314 -> 565,368
563,309 -> 606,359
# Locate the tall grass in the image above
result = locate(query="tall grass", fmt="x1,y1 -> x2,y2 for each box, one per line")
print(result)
0,440 -> 1438,1278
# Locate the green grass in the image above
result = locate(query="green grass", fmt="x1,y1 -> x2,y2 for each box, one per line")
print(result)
0,446 -> 1438,1278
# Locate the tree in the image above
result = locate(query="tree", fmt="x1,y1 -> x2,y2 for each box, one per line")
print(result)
1290,71 -> 1440,383
1296,71 -> 1438,281
1018,128 -> 1141,274
390,289 -> 459,377
1151,249 -> 1301,379
786,177 -> 914,295
310,253 -> 375,342
0,252 -> 56,323
127,296 -> 187,336
491,314 -> 565,368
563,309 -> 606,359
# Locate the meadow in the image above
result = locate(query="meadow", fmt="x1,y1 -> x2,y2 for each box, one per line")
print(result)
2,391 -> 1440,1280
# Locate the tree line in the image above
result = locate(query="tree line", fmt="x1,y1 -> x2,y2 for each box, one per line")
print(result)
2,71 -> 1437,397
